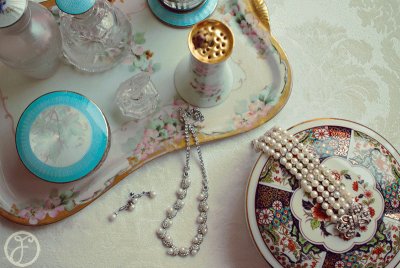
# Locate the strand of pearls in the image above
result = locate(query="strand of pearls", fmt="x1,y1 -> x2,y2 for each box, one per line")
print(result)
252,127 -> 371,239
156,107 -> 209,257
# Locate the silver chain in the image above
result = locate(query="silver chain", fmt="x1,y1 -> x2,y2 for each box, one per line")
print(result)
156,107 -> 209,257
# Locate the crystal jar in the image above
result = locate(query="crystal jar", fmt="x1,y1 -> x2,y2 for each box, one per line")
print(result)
0,0 -> 62,79
57,0 -> 132,73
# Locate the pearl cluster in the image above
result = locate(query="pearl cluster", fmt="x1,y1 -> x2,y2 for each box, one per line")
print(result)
156,107 -> 209,257
252,127 -> 354,224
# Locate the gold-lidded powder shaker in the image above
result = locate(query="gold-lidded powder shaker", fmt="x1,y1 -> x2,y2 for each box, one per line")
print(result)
175,19 -> 235,108
189,19 -> 234,64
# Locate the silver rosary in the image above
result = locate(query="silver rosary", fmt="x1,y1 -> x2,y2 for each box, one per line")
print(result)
156,107 -> 209,257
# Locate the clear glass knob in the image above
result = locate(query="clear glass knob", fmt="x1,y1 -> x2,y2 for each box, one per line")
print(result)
116,72 -> 159,120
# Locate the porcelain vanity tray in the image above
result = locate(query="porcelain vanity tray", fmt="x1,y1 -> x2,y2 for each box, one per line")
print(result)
0,0 -> 291,225
246,119 -> 400,267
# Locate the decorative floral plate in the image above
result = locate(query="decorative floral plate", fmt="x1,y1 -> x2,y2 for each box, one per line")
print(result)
0,0 -> 291,225
246,119 -> 400,267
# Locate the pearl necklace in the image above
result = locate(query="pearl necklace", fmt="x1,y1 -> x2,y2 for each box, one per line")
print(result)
252,127 -> 372,240
156,107 -> 209,257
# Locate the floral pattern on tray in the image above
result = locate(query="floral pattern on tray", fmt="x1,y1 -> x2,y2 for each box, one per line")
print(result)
252,124 -> 400,267
122,98 -> 190,163
0,0 -> 291,226
15,189 -> 79,225
231,85 -> 276,130
127,32 -> 161,74
218,1 -> 271,59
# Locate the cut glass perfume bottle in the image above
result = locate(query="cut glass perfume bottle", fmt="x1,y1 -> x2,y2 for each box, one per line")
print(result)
56,0 -> 132,72
116,72 -> 159,120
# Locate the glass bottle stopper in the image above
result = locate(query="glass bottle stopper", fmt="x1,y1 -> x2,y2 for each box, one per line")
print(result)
116,72 -> 159,120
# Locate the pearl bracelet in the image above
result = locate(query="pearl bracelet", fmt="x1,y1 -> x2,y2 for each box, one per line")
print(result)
252,127 -> 372,240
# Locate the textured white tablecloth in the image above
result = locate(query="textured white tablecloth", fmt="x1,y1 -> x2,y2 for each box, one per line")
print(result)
1,1 -> 399,267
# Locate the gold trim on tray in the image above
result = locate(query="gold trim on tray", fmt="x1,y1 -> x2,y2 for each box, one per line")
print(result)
0,0 -> 292,225
246,0 -> 270,32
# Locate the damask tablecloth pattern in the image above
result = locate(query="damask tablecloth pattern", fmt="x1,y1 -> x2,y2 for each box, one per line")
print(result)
0,1 -> 399,267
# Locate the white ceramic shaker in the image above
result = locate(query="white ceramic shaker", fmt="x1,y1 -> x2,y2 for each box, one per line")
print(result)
175,19 -> 235,108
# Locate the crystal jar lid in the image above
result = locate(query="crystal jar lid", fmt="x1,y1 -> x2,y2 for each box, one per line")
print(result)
0,0 -> 27,28
55,0 -> 95,15
16,91 -> 110,183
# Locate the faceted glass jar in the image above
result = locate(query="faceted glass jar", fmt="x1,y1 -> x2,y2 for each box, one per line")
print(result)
115,72 -> 159,120
59,0 -> 132,73
0,1 -> 62,79
161,0 -> 206,11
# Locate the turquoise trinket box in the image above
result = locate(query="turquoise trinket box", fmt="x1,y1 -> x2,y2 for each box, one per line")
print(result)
15,91 -> 110,183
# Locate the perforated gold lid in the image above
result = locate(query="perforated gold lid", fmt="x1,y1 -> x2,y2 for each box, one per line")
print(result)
189,19 -> 234,64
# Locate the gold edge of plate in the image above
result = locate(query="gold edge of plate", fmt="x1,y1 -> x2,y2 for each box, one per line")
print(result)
0,0 -> 292,226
